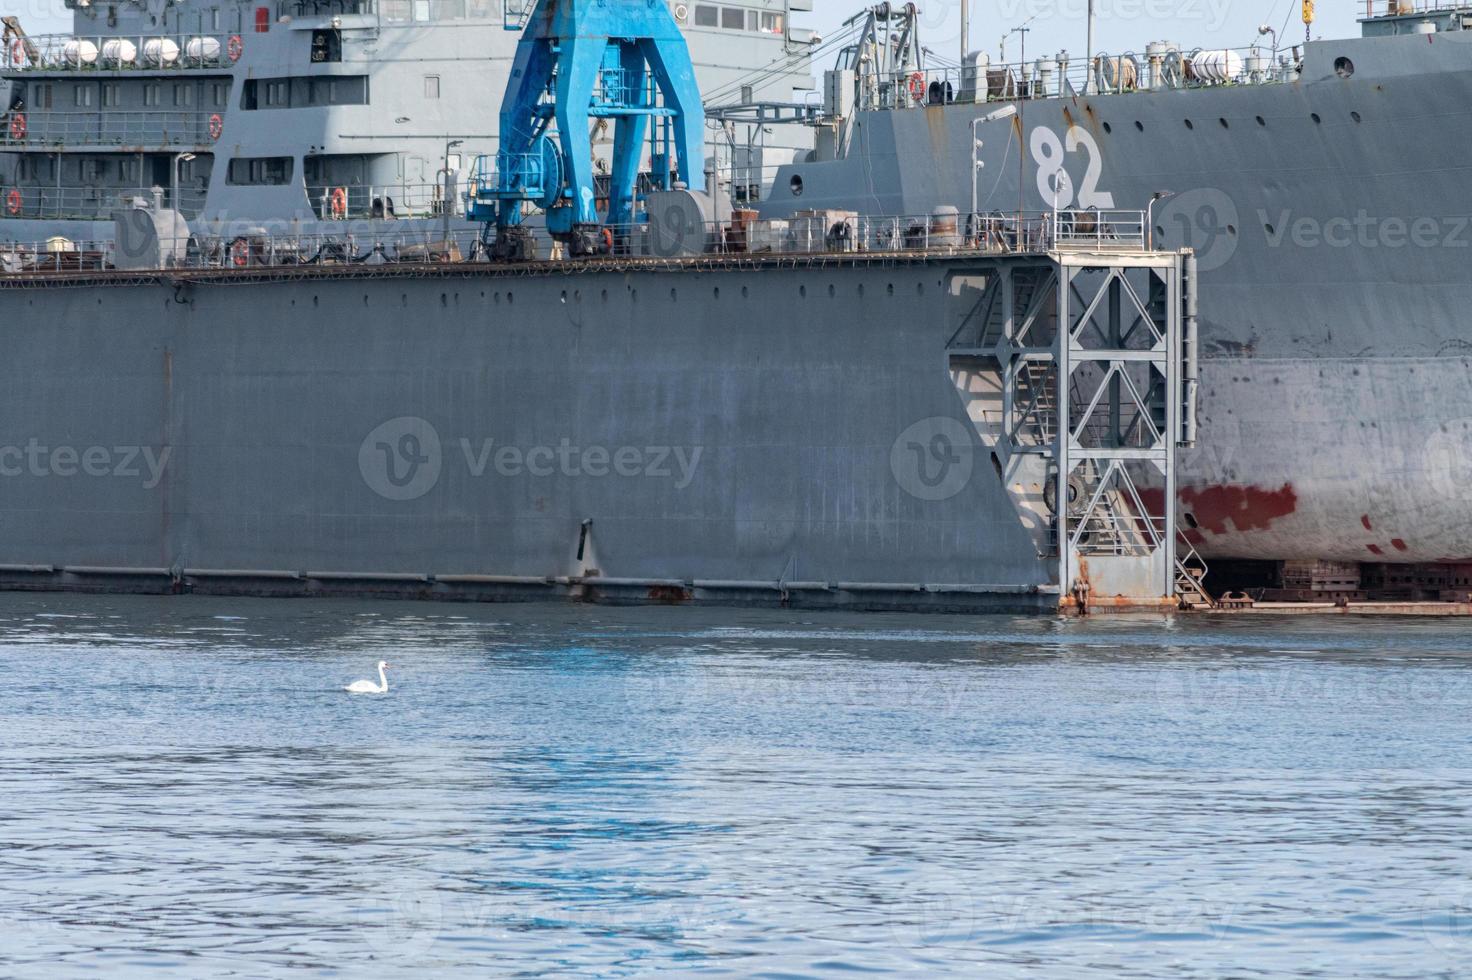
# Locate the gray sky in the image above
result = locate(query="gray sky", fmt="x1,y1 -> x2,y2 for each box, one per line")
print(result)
19,0 -> 1365,68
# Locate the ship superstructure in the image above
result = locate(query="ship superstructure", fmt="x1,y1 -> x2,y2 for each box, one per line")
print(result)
0,0 -> 815,240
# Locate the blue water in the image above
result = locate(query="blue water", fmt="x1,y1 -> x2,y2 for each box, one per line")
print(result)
2,594 -> 1472,976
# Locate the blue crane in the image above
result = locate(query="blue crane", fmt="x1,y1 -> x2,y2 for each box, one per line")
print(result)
467,0 -> 706,259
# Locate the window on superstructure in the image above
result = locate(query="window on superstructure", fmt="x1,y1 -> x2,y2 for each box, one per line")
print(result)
720,6 -> 742,28
226,155 -> 294,185
760,11 -> 781,32
102,83 -> 120,108
144,84 -> 161,107
74,85 -> 93,108
211,8 -> 221,30
32,83 -> 52,109
174,84 -> 193,107
424,74 -> 440,99
81,159 -> 102,182
694,4 -> 717,26
213,83 -> 228,106
266,80 -> 290,106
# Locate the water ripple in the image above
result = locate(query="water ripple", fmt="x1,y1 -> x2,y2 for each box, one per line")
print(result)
0,594 -> 1470,976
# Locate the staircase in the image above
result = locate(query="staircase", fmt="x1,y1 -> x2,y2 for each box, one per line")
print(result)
1174,532 -> 1215,609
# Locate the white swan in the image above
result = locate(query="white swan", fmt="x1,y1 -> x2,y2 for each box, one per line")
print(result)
345,661 -> 390,694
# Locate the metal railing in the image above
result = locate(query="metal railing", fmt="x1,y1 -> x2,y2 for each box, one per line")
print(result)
0,207 -> 1153,275
306,182 -> 462,221
1361,0 -> 1468,15
0,184 -> 207,220
3,33 -> 245,72
1,110 -> 224,148
276,0 -> 377,18
871,44 -> 1295,110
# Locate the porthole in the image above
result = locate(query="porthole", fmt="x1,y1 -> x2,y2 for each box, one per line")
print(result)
741,285 -> 748,297
789,174 -> 803,197
1184,118 -> 1194,129
799,284 -> 806,297
1334,56 -> 1354,78
1134,120 -> 1144,131
1102,121 -> 1112,134
1310,112 -> 1321,124
1351,110 -> 1362,123
827,284 -> 835,297
1155,225 -> 1164,240
1264,222 -> 1275,236
1218,117 -> 1229,129
1255,115 -> 1265,126
1227,224 -> 1237,236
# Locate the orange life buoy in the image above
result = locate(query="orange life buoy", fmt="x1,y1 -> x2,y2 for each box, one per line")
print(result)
229,237 -> 249,267
907,71 -> 925,103
329,186 -> 347,218
600,226 -> 613,253
226,34 -> 244,62
8,112 -> 26,141
5,189 -> 20,216
207,113 -> 223,140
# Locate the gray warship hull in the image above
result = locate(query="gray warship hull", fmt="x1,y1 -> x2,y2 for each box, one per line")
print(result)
759,28 -> 1472,564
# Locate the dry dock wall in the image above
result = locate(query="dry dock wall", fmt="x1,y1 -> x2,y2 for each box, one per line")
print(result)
0,260 -> 1057,610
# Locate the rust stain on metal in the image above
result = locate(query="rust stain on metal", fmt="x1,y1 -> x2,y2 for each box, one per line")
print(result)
925,104 -> 948,155
647,584 -> 692,603
1178,482 -> 1298,536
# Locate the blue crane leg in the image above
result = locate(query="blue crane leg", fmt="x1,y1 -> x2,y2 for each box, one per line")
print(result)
642,38 -> 705,193
608,49 -> 649,229
552,36 -> 603,232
